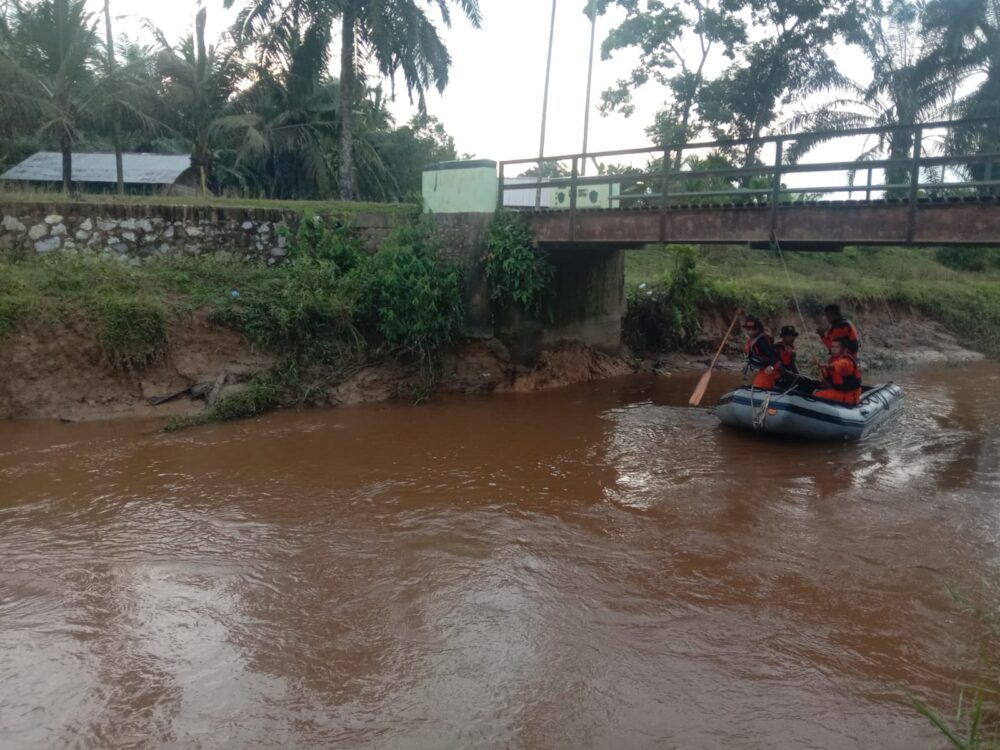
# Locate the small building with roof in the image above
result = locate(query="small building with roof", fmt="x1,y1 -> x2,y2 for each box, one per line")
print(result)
1,152 -> 195,194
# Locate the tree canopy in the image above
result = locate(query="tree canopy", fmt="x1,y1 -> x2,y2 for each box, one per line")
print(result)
0,0 -> 997,200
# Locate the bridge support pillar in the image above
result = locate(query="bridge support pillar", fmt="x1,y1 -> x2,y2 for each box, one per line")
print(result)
494,247 -> 625,362
421,161 -> 626,360
543,247 -> 625,354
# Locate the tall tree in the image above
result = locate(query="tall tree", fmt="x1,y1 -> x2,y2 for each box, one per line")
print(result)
370,113 -> 457,199
224,0 -> 482,200
594,0 -> 867,169
924,0 -> 1000,181
783,0 -> 955,188
154,8 -> 265,195
102,0 -> 123,193
595,0 -> 744,163
332,0 -> 482,200
698,0 -> 866,168
243,24 -> 338,199
0,0 -> 100,192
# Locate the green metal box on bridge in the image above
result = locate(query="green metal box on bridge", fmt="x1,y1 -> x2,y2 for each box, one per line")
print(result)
422,159 -> 498,214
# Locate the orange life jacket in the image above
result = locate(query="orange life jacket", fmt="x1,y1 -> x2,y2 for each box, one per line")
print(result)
822,319 -> 860,356
775,342 -> 797,373
820,353 -> 862,405
745,334 -> 779,389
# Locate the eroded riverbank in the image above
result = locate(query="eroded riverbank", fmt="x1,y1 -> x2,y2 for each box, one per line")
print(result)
0,302 -> 984,423
2,363 -> 999,748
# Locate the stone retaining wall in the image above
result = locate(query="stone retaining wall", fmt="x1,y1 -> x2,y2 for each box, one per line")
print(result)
0,203 -> 406,264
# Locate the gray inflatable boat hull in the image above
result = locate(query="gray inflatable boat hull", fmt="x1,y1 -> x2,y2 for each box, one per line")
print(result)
715,383 -> 904,441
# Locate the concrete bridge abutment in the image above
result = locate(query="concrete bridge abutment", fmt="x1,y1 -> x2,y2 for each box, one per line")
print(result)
423,160 -> 626,361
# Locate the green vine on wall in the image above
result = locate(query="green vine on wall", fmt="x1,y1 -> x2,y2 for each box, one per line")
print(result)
483,212 -> 553,316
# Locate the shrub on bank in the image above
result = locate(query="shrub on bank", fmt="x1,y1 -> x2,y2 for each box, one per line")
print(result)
624,244 -> 1000,357
624,245 -> 709,353
95,296 -> 169,374
936,246 -> 1000,273
484,211 -> 553,317
165,375 -> 282,432
218,215 -> 466,369
354,220 -> 465,363
0,214 -> 471,425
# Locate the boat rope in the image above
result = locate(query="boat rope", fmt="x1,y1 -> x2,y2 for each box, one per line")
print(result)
752,390 -> 771,430
770,232 -> 810,336
771,231 -> 825,378
751,376 -> 803,431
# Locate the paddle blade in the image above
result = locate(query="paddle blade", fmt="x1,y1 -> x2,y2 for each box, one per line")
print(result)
689,370 -> 712,407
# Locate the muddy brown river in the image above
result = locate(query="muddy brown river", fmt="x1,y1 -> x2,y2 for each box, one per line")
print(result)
2,363 -> 999,749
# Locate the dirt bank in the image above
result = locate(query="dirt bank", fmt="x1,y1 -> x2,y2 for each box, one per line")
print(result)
0,314 -> 635,422
0,311 -> 275,422
0,302 -> 984,423
646,304 -> 984,375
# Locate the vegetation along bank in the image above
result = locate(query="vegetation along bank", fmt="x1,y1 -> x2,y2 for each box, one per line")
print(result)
624,244 -> 1000,373
0,209 -> 631,424
1,200 -> 997,425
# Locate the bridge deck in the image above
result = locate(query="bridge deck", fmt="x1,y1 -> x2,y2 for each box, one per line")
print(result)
501,116 -> 1000,249
517,196 -> 1000,248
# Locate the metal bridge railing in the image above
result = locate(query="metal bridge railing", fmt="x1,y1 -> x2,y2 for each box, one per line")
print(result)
497,117 -> 1000,243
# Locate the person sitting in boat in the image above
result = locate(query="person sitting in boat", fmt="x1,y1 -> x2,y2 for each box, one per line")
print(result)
814,337 -> 862,406
816,304 -> 860,359
774,325 -> 800,386
744,315 -> 781,390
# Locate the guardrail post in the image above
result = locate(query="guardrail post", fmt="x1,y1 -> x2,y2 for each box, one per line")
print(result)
866,167 -> 873,202
569,156 -> 579,241
907,126 -> 923,243
769,138 -> 783,238
534,160 -> 543,210
497,162 -> 505,212
659,147 -> 671,243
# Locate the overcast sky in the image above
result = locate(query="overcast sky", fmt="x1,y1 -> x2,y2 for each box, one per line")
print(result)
111,0 -> 876,165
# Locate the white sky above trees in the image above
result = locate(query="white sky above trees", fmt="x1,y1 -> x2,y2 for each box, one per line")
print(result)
113,0 -> 878,164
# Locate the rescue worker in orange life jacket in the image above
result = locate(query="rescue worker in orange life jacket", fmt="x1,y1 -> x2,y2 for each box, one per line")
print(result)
743,315 -> 781,389
814,337 -> 863,406
776,325 -> 821,393
816,303 -> 860,359
774,325 -> 800,389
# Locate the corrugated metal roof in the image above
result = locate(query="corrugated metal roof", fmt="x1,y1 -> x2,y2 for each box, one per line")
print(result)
2,152 -> 191,185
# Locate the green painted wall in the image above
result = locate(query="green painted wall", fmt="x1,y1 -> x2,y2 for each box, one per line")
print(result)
422,160 -> 498,214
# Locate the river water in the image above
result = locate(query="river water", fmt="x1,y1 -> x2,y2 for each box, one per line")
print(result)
1,363 -> 999,749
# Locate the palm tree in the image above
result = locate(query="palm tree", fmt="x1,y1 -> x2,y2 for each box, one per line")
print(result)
782,0 -> 956,190
334,0 -> 481,199
924,0 -> 1000,184
243,25 -> 338,198
102,0 -> 123,193
0,0 -> 100,192
154,8 -> 266,195
224,0 -> 482,200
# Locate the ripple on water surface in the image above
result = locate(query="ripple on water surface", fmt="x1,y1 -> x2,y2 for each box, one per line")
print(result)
1,364 -> 999,749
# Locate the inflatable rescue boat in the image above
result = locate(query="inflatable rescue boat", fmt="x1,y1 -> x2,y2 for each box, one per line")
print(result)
715,383 -> 904,440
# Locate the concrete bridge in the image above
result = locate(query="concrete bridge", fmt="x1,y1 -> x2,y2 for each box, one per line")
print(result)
423,117 -> 1000,355
523,198 -> 1000,250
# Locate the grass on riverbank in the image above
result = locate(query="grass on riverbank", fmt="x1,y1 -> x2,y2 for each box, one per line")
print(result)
625,244 -> 1000,356
0,216 -> 466,425
0,187 -> 416,217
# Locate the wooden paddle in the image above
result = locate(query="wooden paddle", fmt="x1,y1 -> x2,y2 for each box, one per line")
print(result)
689,309 -> 744,407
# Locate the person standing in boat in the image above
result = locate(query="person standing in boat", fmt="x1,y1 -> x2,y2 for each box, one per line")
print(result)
817,304 -> 860,359
814,337 -> 862,406
743,315 -> 781,390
